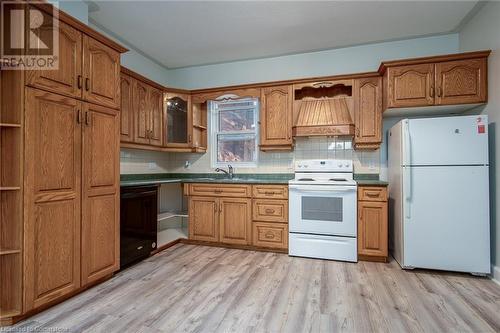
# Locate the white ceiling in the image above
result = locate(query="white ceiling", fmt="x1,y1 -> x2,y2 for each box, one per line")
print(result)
88,1 -> 479,69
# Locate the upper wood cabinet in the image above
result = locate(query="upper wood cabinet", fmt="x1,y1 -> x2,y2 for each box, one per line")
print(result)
82,36 -> 121,109
81,103 -> 120,285
133,80 -> 151,145
259,85 -> 293,151
149,87 -> 164,147
120,74 -> 134,142
380,51 -> 490,110
354,77 -> 382,150
26,19 -> 83,99
386,63 -> 435,108
164,92 -> 192,148
26,18 -> 122,110
436,58 -> 487,105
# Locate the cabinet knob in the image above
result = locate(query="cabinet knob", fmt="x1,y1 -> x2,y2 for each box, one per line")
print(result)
85,78 -> 90,91
85,111 -> 90,126
77,75 -> 82,89
437,87 -> 443,97
265,208 -> 275,214
76,109 -> 82,124
430,86 -> 435,98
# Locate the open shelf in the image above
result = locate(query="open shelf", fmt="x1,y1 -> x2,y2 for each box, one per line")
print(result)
193,124 -> 207,130
191,102 -> 208,152
0,249 -> 21,256
0,187 -> 21,191
0,253 -> 22,319
158,210 -> 188,221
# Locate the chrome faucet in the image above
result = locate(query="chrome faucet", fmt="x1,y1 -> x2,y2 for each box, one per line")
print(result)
215,165 -> 234,179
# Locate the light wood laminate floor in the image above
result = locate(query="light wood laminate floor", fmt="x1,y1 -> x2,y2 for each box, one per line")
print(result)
12,244 -> 500,333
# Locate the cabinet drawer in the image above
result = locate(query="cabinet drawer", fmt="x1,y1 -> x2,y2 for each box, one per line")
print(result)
252,222 -> 288,249
253,199 -> 288,223
358,186 -> 387,201
252,185 -> 288,199
188,183 -> 251,198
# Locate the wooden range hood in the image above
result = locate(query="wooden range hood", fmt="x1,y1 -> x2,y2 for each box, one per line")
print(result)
292,80 -> 355,137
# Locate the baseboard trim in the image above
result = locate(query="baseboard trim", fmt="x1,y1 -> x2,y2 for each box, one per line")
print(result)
492,265 -> 500,285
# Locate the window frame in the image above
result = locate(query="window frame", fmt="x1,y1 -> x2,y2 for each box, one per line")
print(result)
210,95 -> 260,168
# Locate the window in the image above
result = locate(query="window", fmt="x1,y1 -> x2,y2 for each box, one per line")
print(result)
210,97 -> 259,168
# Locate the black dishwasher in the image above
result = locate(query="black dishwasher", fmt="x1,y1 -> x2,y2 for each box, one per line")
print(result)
120,185 -> 158,268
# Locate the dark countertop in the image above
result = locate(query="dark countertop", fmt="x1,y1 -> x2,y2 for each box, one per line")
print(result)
120,173 -> 294,187
121,173 -> 389,187
354,174 -> 389,186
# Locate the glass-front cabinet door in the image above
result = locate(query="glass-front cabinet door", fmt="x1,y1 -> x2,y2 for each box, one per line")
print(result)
164,92 -> 192,148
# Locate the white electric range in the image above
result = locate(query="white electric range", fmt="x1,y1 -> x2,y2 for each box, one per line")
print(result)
288,159 -> 358,262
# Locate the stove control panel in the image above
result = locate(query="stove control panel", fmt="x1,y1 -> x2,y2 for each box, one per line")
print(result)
295,159 -> 353,172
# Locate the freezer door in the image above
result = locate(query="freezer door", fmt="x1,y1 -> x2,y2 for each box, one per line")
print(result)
405,115 -> 488,166
404,165 -> 490,274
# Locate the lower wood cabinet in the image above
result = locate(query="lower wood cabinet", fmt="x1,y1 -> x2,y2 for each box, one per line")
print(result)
357,186 -> 388,262
189,197 -> 219,242
219,198 -> 252,245
252,222 -> 288,250
187,184 -> 289,251
188,196 -> 251,245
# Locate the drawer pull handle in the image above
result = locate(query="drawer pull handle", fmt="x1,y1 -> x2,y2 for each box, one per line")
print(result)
137,246 -> 143,250
264,232 -> 275,239
365,192 -> 379,197
265,209 -> 275,214
264,191 -> 276,195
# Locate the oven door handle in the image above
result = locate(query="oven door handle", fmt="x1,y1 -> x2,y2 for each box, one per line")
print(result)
289,185 -> 357,192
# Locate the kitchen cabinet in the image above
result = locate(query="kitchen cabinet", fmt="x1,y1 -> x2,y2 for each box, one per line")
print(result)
24,88 -> 82,310
133,80 -> 151,145
26,19 -> 83,99
82,36 -> 121,109
219,198 -> 252,245
81,103 -> 120,285
436,58 -> 487,105
120,74 -> 134,142
357,186 -> 388,262
354,77 -> 383,149
380,51 -> 489,111
259,85 -> 293,151
26,17 -> 121,110
189,196 -> 220,242
149,87 -> 164,147
0,4 -> 126,324
188,196 -> 251,245
186,184 -> 288,251
164,92 -> 192,148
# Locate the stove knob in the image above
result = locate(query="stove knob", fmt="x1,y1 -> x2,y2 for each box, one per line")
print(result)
338,163 -> 343,168
344,163 -> 350,168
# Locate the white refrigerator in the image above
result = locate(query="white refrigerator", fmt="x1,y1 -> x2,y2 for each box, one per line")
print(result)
388,115 -> 490,274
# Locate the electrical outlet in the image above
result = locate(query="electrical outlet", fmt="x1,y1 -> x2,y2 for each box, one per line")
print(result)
148,162 -> 156,170
184,161 -> 191,169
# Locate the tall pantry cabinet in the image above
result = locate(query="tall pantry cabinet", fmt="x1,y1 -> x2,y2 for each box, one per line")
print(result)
0,4 -> 127,326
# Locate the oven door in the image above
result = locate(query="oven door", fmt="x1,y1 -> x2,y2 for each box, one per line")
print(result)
289,184 -> 357,237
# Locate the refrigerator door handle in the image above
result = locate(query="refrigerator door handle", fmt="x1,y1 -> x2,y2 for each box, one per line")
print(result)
404,120 -> 412,219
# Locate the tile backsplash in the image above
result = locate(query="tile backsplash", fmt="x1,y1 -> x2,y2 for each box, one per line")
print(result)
121,137 -> 380,175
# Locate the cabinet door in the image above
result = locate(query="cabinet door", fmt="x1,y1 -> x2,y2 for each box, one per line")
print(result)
260,85 -> 293,148
436,58 -> 487,105
219,198 -> 252,245
149,87 -> 163,147
120,73 -> 134,142
81,103 -> 120,285
358,201 -> 388,258
354,77 -> 382,148
133,80 -> 150,145
24,88 -> 82,310
387,64 -> 435,108
26,19 -> 82,98
82,35 -> 120,109
189,197 -> 219,242
164,92 -> 192,148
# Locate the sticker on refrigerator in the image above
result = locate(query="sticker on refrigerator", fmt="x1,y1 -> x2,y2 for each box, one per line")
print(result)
478,124 -> 485,134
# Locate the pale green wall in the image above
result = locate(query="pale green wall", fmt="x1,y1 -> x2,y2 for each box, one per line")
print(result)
168,34 -> 459,89
51,0 -> 88,24
459,1 -> 500,272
